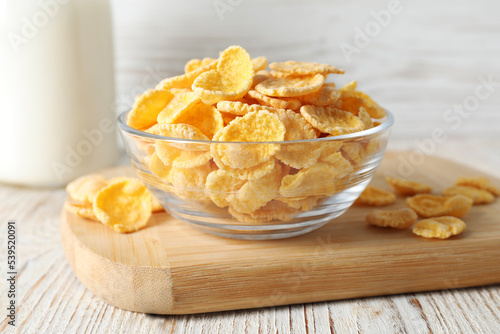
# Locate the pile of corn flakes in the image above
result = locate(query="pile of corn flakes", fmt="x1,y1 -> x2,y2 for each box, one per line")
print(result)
124,45 -> 387,225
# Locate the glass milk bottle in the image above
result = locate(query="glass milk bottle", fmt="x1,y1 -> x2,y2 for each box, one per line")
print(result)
0,0 -> 117,187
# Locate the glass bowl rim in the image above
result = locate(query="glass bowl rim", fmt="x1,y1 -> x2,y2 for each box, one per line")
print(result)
117,109 -> 394,145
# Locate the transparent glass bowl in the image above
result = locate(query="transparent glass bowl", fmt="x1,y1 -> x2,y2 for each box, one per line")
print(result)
118,111 -> 394,240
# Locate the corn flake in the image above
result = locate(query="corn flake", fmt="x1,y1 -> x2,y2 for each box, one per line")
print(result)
93,178 -> 152,233
406,194 -> 473,218
300,105 -> 365,136
385,176 -> 432,196
66,174 -> 109,206
269,61 -> 344,76
355,186 -> 396,206
412,216 -> 466,239
192,45 -> 254,105
280,163 -> 337,198
127,89 -> 174,130
366,208 -> 418,229
455,176 -> 499,197
442,185 -> 495,205
255,74 -> 325,97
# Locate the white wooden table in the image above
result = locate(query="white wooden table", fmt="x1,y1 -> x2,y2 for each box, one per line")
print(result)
2,0 -> 500,332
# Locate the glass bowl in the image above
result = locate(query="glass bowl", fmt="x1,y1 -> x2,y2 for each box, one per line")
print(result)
118,111 -> 394,240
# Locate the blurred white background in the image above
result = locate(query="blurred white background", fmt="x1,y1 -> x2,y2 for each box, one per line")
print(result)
111,0 -> 500,146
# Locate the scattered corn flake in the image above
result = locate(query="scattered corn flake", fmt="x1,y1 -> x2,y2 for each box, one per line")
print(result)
366,208 -> 418,229
255,74 -> 325,97
66,174 -> 109,206
93,178 -> 152,233
385,176 -> 432,196
406,194 -> 473,218
455,176 -> 499,197
157,61 -> 217,91
355,186 -> 396,206
442,185 -> 495,205
65,202 -> 98,221
412,216 -> 466,239
300,105 -> 365,136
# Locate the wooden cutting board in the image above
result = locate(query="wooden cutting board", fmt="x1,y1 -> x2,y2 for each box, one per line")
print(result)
60,152 -> 500,315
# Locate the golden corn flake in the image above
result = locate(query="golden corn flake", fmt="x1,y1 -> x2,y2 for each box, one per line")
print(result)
171,163 -> 212,200
231,163 -> 282,213
229,200 -> 298,223
412,216 -> 466,239
149,152 -> 173,183
255,73 -> 325,97
172,103 -> 223,140
277,196 -> 321,212
341,142 -> 365,164
216,100 -> 281,116
210,130 -> 277,180
206,169 -> 246,207
152,123 -> 209,152
385,176 -> 432,196
319,151 -> 353,178
252,56 -> 268,72
340,81 -> 357,95
127,89 -> 174,130
366,208 -> 418,229
93,178 -> 152,233
157,61 -> 217,91
192,45 -> 254,105
156,144 -> 212,169
442,185 -> 495,205
300,105 -> 365,136
219,111 -> 238,125
65,202 -> 98,221
339,91 -> 386,119
157,92 -> 201,124
455,176 -> 499,197
355,186 -> 396,206
269,61 -> 344,76
247,90 -> 301,111
184,57 -> 216,73
216,110 -> 285,169
280,163 -> 337,198
358,107 -> 373,129
252,71 -> 272,87
66,174 -> 109,206
406,194 -> 473,218
273,109 -> 321,169
298,83 -> 340,107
